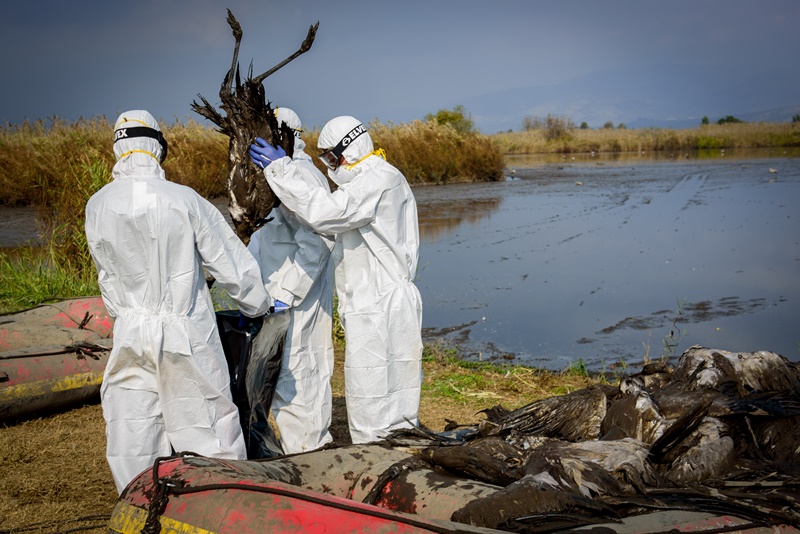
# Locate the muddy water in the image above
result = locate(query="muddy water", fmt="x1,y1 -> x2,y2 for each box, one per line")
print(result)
2,151 -> 798,371
0,206 -> 40,250
414,153 -> 800,371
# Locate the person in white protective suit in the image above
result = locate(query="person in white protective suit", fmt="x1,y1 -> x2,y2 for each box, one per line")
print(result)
85,110 -> 272,494
249,115 -> 423,444
247,107 -> 336,453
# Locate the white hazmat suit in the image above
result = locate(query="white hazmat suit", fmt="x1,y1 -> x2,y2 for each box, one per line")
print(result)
261,116 -> 423,444
247,107 -> 336,453
85,110 -> 270,493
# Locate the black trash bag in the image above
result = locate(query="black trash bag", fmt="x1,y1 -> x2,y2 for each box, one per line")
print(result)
216,309 -> 290,459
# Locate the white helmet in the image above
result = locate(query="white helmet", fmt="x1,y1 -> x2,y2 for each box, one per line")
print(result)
317,116 -> 373,170
113,110 -> 168,163
275,107 -> 308,156
275,107 -> 303,138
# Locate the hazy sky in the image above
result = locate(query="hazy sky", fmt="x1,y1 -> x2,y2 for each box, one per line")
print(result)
1,1 -> 798,132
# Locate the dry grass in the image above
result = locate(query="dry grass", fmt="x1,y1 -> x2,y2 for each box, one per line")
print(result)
0,404 -> 115,533
298,119 -> 507,185
0,117 -> 113,208
0,117 -> 505,210
368,120 -> 506,184
0,345 -> 598,533
0,118 -> 230,205
0,117 -> 504,297
159,120 -> 230,198
493,121 -> 800,154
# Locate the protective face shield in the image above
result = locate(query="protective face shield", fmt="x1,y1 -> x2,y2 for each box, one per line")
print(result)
113,110 -> 168,163
318,148 -> 344,171
317,116 -> 371,171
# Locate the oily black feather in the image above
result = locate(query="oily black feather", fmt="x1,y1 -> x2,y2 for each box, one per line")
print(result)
191,9 -> 316,244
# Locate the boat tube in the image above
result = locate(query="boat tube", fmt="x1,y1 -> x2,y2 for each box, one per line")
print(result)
0,297 -> 113,422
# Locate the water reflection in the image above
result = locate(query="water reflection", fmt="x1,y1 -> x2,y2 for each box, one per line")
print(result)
0,206 -> 41,248
417,196 -> 502,241
415,155 -> 800,371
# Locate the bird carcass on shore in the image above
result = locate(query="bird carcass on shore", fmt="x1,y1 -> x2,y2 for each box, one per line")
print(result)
108,346 -> 800,533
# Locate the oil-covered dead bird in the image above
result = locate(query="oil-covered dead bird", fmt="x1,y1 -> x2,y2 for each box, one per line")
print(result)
110,346 -> 800,531
192,10 -> 319,244
384,346 -> 800,530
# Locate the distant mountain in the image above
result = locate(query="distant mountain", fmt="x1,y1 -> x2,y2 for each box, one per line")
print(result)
463,64 -> 800,133
626,105 -> 800,129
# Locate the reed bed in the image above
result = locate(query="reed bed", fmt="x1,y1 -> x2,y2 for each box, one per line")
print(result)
493,122 -> 800,154
324,120 -> 505,185
0,117 -> 505,209
0,117 -> 111,207
0,116 -> 505,312
292,121 -> 506,185
0,117 -> 230,205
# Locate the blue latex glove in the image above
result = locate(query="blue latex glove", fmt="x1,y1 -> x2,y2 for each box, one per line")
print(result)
272,299 -> 290,313
237,311 -> 264,332
249,137 -> 287,169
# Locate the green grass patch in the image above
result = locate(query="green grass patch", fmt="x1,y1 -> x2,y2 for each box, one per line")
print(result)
0,247 -> 99,314
695,136 -> 726,149
564,358 -> 589,377
419,339 -> 604,405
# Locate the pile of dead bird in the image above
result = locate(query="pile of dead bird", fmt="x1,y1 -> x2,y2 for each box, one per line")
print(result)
387,346 -> 800,532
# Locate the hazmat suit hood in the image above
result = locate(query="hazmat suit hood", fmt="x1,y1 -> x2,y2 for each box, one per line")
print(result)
276,107 -> 307,155
112,110 -> 168,180
318,116 -> 373,186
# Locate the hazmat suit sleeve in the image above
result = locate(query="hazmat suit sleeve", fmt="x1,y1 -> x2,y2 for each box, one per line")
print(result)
264,157 -> 384,236
247,206 -> 333,308
192,195 -> 271,317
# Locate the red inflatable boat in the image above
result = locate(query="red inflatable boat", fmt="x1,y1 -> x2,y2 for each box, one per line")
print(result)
107,444 -> 799,534
109,444 -> 501,534
0,297 -> 113,421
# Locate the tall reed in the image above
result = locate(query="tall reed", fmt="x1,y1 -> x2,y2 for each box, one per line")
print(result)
0,117 -> 112,207
303,119 -> 506,184
371,120 -> 505,184
1,117 -> 505,208
0,116 -> 506,312
160,120 -> 229,198
493,122 -> 800,154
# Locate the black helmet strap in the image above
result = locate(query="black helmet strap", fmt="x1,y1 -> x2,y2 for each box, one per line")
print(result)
327,123 -> 367,159
114,126 -> 169,163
